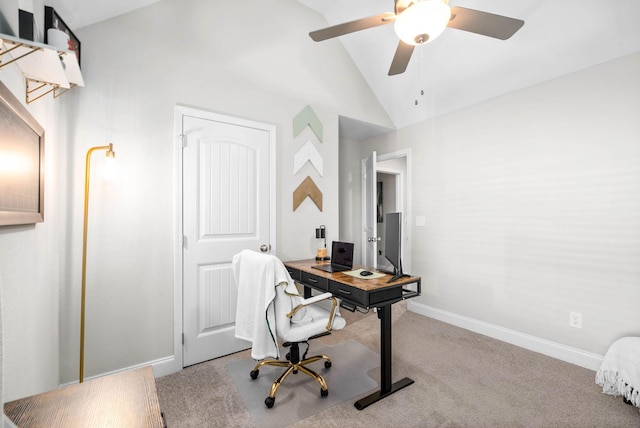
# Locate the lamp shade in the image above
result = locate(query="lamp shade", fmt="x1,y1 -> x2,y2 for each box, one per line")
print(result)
394,0 -> 451,46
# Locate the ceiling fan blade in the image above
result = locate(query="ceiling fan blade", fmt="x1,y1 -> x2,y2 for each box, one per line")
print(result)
309,12 -> 396,42
388,41 -> 415,76
448,7 -> 524,40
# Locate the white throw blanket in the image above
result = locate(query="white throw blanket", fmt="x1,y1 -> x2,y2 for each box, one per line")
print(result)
595,336 -> 640,410
232,250 -> 298,360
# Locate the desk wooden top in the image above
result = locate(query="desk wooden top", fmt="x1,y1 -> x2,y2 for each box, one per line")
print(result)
284,259 -> 421,292
4,366 -> 163,428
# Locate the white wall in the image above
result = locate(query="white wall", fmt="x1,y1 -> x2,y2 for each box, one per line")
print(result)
1,0 -> 393,397
54,0 -> 392,385
4,0 -> 636,401
0,0 -> 68,400
346,52 -> 640,357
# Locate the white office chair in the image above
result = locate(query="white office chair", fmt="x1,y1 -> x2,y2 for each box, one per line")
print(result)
232,250 -> 345,408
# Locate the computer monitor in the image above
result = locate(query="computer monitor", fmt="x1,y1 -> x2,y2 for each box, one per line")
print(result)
384,212 -> 409,283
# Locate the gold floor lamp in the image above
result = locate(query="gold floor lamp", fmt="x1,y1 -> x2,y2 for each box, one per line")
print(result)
79,143 -> 115,383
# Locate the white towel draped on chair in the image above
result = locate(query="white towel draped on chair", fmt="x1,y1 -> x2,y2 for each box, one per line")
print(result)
233,250 -> 283,360
232,249 -> 305,360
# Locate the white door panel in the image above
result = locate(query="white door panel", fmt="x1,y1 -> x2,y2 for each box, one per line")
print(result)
362,151 -> 377,268
182,112 -> 274,366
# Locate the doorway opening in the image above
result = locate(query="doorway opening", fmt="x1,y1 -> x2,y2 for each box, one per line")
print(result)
375,169 -> 402,271
361,149 -> 412,274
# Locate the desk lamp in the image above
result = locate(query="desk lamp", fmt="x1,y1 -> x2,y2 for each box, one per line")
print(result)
315,225 -> 329,261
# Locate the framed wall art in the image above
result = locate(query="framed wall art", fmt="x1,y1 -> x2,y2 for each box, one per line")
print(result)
44,6 -> 81,68
0,82 -> 45,226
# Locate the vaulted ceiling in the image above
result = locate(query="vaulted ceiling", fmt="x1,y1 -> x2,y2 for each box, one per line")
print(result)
49,0 -> 640,135
299,0 -> 640,131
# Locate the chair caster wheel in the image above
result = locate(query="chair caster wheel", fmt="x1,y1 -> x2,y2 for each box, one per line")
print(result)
320,388 -> 328,397
265,396 -> 275,408
250,370 -> 259,380
286,352 -> 291,361
324,361 -> 332,369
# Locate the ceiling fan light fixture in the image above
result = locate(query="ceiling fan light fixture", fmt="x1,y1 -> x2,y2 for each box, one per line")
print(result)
394,0 -> 451,46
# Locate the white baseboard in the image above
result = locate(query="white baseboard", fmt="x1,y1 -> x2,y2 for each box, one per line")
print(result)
150,355 -> 182,378
61,356 -> 181,387
407,301 -> 603,371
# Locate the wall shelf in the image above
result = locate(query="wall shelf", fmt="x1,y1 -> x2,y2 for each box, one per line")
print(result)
0,33 -> 84,104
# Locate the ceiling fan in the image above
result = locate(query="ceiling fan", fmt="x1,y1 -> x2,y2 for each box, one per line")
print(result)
309,0 -> 524,76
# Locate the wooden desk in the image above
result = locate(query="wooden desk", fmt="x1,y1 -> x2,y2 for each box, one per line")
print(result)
4,366 -> 164,428
284,259 -> 421,410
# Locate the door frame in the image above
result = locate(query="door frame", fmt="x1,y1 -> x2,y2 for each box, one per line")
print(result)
361,151 -> 377,267
362,149 -> 412,274
170,105 -> 276,374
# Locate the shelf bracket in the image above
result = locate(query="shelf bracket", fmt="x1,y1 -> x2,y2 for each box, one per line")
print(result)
0,40 -> 41,70
25,78 -> 60,104
54,83 -> 78,99
1,33 -> 83,104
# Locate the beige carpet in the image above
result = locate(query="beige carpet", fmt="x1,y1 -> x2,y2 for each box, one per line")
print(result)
156,303 -> 640,427
227,340 -> 378,427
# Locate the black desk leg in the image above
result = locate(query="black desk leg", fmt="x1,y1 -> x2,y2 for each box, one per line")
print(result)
354,305 -> 414,410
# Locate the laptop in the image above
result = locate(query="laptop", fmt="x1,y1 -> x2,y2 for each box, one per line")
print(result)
312,241 -> 354,273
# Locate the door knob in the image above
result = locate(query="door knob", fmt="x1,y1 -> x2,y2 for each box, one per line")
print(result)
367,237 -> 381,243
260,244 -> 269,252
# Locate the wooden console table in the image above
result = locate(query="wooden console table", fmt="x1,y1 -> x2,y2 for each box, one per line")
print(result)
4,366 -> 164,427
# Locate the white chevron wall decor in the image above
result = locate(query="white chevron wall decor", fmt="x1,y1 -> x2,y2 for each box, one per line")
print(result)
293,140 -> 323,176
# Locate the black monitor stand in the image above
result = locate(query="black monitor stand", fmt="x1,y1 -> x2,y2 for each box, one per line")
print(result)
387,261 -> 410,283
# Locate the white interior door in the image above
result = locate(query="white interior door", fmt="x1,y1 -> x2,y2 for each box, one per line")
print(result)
181,109 -> 275,366
362,151 -> 377,267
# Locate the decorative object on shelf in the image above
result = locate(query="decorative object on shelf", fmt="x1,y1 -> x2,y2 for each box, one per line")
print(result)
79,143 -> 116,383
293,140 -> 323,176
47,29 -> 69,51
293,105 -> 323,142
18,10 -> 35,41
293,176 -> 322,212
0,81 -> 45,226
0,33 -> 84,103
315,225 -> 330,260
44,6 -> 81,68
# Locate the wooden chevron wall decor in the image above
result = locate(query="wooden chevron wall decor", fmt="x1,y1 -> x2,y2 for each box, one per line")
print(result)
293,140 -> 323,176
293,176 -> 322,211
293,105 -> 323,142
292,105 -> 324,212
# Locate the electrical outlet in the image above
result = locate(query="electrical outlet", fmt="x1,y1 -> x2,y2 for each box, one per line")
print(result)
569,311 -> 582,328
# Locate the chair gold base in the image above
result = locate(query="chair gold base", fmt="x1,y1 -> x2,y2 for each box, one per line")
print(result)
250,342 -> 332,408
